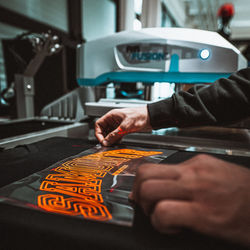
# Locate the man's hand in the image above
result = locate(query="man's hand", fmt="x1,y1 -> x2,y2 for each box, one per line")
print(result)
95,106 -> 152,146
130,154 -> 250,246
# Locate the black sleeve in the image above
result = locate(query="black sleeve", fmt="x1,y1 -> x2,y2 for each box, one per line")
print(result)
147,67 -> 250,129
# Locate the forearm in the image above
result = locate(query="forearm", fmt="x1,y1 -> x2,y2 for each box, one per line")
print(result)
148,67 -> 250,129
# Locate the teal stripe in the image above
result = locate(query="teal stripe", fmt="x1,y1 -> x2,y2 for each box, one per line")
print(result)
77,71 -> 231,86
169,54 -> 179,72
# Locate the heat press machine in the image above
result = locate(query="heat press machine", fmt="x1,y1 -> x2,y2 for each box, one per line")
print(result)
78,27 -> 246,85
74,27 -> 250,156
16,27 -> 249,156
76,27 -> 247,116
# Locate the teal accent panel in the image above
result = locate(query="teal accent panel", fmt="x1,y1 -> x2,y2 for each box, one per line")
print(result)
169,54 -> 179,72
77,71 -> 231,86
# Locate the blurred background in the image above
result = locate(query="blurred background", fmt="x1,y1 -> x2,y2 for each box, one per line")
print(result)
0,0 -> 249,120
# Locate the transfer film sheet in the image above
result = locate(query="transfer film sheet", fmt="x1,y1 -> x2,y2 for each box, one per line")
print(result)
0,145 -> 176,226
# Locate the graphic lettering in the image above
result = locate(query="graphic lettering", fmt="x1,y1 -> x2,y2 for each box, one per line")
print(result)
38,149 -> 162,221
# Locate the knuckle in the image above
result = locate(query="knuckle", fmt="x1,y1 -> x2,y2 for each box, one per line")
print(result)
139,180 -> 153,201
111,110 -> 118,115
183,154 -> 211,175
137,164 -> 157,181
110,109 -> 116,113
194,154 -> 210,162
185,182 -> 198,195
136,164 -> 151,178
136,165 -> 146,177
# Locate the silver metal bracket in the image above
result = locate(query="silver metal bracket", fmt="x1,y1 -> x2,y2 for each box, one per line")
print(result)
15,74 -> 35,118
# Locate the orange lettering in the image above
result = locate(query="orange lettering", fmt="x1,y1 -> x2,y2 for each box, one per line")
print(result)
37,148 -> 163,222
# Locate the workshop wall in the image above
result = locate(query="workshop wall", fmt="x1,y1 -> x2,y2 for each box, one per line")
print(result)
82,0 -> 116,41
0,22 -> 26,92
0,0 -> 68,32
0,0 -> 68,94
0,41 -> 5,92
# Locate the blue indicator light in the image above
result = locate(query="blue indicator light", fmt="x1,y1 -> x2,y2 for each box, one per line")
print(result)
199,49 -> 210,60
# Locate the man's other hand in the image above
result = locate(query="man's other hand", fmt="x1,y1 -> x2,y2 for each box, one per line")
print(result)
130,154 -> 250,246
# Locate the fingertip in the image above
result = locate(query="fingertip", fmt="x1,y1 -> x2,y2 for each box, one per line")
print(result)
95,133 -> 104,144
151,207 -> 160,231
151,212 -> 181,234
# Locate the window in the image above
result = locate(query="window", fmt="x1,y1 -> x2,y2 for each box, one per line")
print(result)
150,1 -> 178,100
161,2 -> 177,27
133,0 -> 143,30
82,0 -> 116,41
0,41 -> 6,92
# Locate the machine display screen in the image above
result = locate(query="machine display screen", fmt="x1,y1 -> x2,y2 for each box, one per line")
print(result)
0,145 -> 175,226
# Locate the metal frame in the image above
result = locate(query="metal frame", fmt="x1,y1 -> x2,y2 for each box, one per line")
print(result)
67,0 -> 84,44
116,0 -> 134,31
122,132 -> 250,157
141,0 -> 161,28
87,126 -> 250,157
0,117 -> 89,149
113,0 -> 121,32
0,2 -> 86,116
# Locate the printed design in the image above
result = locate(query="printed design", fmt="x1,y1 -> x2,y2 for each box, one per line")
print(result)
38,149 -> 162,222
38,194 -> 111,221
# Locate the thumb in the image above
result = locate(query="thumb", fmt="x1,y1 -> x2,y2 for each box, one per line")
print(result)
103,126 -> 124,146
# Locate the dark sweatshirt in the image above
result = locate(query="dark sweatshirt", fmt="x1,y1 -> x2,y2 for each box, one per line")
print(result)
148,67 -> 250,129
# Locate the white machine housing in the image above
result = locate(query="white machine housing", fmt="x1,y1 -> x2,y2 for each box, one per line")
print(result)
77,27 -> 247,85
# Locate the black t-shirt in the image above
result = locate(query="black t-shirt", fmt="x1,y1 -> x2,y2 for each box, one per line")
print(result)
0,137 -> 249,250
